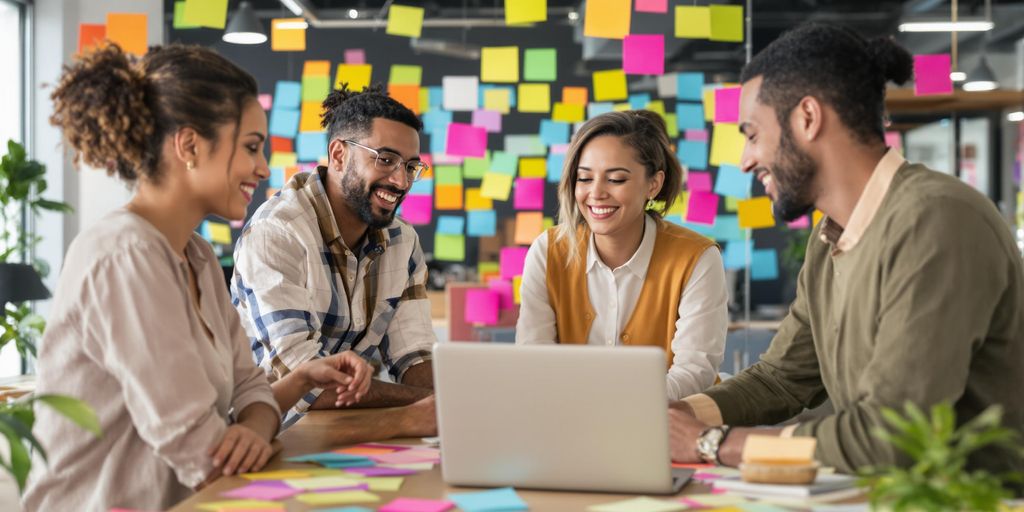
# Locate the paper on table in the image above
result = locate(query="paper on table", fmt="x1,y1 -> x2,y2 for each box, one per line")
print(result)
369,449 -> 440,464
709,4 -> 744,42
587,496 -> 686,512
583,0 -> 631,39
434,233 -> 465,261
285,476 -> 365,490
335,64 -> 373,91
447,487 -> 528,512
386,4 -> 424,38
481,173 -> 514,201
380,497 -> 456,512
336,446 -> 399,456
349,476 -> 405,492
524,48 -> 557,82
623,34 -> 665,75
737,197 -> 776,229
196,500 -> 284,511
271,18 -> 306,51
709,123 -> 745,167
514,211 -> 544,245
241,469 -> 313,480
106,13 -> 147,56
593,70 -> 628,101
500,247 -> 529,279
346,466 -> 418,477
297,490 -> 381,506
381,462 -> 435,471
481,46 -> 519,83
678,494 -> 752,508
913,54 -> 953,96
714,87 -> 741,123
675,6 -> 710,39
220,483 -> 301,501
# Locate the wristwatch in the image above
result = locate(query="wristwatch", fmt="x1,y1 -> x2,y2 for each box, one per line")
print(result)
695,425 -> 732,465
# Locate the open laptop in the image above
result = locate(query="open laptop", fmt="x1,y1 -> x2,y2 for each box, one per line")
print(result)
433,343 -> 693,494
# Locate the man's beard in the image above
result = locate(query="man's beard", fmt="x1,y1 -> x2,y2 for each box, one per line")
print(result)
767,126 -> 817,222
340,158 -> 405,229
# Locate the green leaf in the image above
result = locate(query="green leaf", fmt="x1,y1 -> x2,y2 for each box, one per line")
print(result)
0,416 -> 33,491
32,199 -> 73,213
33,395 -> 101,437
0,413 -> 46,463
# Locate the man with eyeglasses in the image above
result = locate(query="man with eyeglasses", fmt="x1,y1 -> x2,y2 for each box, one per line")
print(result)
231,84 -> 437,436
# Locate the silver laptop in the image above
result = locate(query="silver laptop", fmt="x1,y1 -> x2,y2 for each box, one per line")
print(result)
433,343 -> 692,494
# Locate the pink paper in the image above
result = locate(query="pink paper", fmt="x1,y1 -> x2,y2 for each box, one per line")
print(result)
913,54 -> 953,96
684,129 -> 708,142
347,466 -> 419,476
685,191 -> 719,225
714,87 -> 741,123
500,247 -> 529,279
229,219 -> 245,229
692,471 -> 725,480
885,130 -> 902,151
635,0 -> 668,13
344,48 -> 366,64
257,93 -> 272,111
221,483 -> 301,501
445,122 -> 487,158
488,278 -> 515,310
360,443 -> 414,451
399,195 -> 432,225
787,215 -> 810,229
380,497 -> 456,512
687,171 -> 712,192
464,289 -> 500,325
623,34 -> 665,75
513,178 -> 545,210
471,110 -> 502,133
549,143 -> 570,155
309,483 -> 370,492
370,450 -> 441,464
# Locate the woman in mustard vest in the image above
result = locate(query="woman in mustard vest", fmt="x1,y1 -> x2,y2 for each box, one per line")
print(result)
515,110 -> 727,400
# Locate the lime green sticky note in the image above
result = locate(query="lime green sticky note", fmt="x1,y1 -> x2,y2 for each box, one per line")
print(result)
302,75 -> 330,102
386,4 -> 424,38
725,195 -> 740,212
173,1 -> 200,29
182,0 -> 227,29
524,48 -> 557,82
518,83 -> 551,113
419,87 -> 431,113
435,233 -> 466,261
197,500 -> 282,511
357,476 -> 404,492
709,5 -> 744,42
463,152 -> 491,179
435,165 -> 462,185
481,46 -> 520,83
664,114 -> 679,137
479,261 -> 500,278
646,100 -> 666,118
296,490 -> 380,506
506,0 -> 547,25
675,6 -> 710,39
543,216 -> 554,231
390,64 -> 423,85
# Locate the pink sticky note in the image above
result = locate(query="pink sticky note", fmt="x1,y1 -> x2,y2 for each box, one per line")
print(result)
347,466 -> 418,476
344,48 -> 366,64
465,289 -> 500,325
445,122 -> 487,158
399,194 -> 432,225
635,0 -> 668,13
488,278 -> 515,310
257,93 -> 272,111
685,191 -> 720,225
885,130 -> 902,151
913,54 -> 952,96
471,110 -> 502,133
221,483 -> 302,500
229,219 -> 245,229
714,87 -> 741,123
500,247 -> 529,279
687,171 -> 712,192
380,497 -> 456,512
787,215 -> 810,229
513,178 -> 545,210
623,34 -> 665,75
549,143 -> 570,155
684,129 -> 708,142
360,442 -> 414,451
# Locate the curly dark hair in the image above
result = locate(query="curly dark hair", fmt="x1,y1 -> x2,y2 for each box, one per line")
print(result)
740,23 -> 913,145
320,83 -> 423,142
50,43 -> 258,183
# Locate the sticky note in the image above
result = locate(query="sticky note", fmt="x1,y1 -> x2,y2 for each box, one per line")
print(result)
583,0 -> 631,39
677,140 -> 708,170
709,123 -> 745,167
437,215 -> 465,235
518,84 -> 551,113
465,289 -> 500,325
345,48 -> 366,64
443,76 -> 480,112
685,129 -> 708,141
500,247 -> 529,279
202,221 -> 232,244
270,137 -> 292,153
448,487 -> 528,512
913,54 -> 953,96
446,123 -> 487,158
593,70 -> 628,101
676,103 -> 705,131
303,60 -> 330,78
423,110 -> 453,136
106,13 -> 147,56
514,212 -> 544,245
172,1 -> 199,29
688,172 -> 712,192
435,166 -> 461,186
677,72 -> 704,101
514,178 -> 545,210
269,152 -> 298,170
386,4 -> 424,38
271,18 -> 306,51
539,120 -> 570,146
546,153 -> 566,183
628,93 -> 651,110
480,88 -> 509,114
722,240 -> 751,270
434,233 -> 466,262
562,86 -> 588,106
519,157 -> 546,178
296,132 -> 327,162
686,191 -> 719,225
506,0 -> 547,25
297,490 -> 381,506
463,156 -> 490,182
472,110 -> 502,133
552,102 -> 585,123
435,184 -> 464,210
623,34 -> 664,75
725,195 -> 740,212
241,469 -> 313,480
269,108 -> 300,138
710,5 -> 744,42
709,214 -> 743,241
380,497 -> 456,512
481,173 -> 514,201
524,48 -> 557,82
714,164 -> 752,199
787,215 -> 811,229
269,168 -> 285,188
302,75 -> 330,102
588,496 -> 685,512
675,6 -> 710,39
505,135 -> 546,156
274,81 -> 302,110
467,210 -> 497,236
196,500 -> 283,511
482,46 -> 519,83
390,64 -> 423,85
491,151 -> 519,175
737,196 -> 776,229
751,250 -> 779,280
742,434 -> 816,463
221,483 -> 301,501
588,102 -> 614,118
78,24 -> 106,54
714,87 -> 741,123
333,64 -> 373,92
410,178 -> 433,195
466,188 -> 493,211
299,101 -> 323,132
181,0 -> 227,28
398,195 -> 432,225
389,84 -> 421,114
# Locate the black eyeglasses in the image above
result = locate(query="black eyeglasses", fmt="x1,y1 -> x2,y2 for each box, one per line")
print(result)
343,140 -> 429,182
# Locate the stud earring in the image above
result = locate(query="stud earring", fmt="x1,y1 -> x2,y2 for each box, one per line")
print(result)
645,197 -> 656,210
186,160 -> 195,171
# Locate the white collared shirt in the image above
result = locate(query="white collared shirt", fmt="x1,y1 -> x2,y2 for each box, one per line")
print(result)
516,215 -> 728,399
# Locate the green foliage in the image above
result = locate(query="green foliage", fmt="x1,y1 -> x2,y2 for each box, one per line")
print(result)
859,402 -> 1023,512
0,139 -> 74,268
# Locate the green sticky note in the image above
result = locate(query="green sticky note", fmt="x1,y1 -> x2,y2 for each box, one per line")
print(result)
302,75 -> 330,102
182,0 -> 228,29
709,5 -> 744,42
479,261 -> 500,277
524,48 -> 557,82
173,1 -> 200,29
389,64 -> 423,85
664,113 -> 679,137
435,165 -> 462,185
725,195 -> 740,212
386,4 -> 424,38
435,233 -> 466,261
463,152 -> 491,179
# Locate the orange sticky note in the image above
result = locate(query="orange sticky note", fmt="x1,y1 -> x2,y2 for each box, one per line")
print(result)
465,188 -> 493,210
299,102 -> 324,133
386,5 -> 424,38
514,212 -> 544,245
481,46 -> 519,83
335,64 -> 372,91
436,184 -> 464,210
583,0 -> 631,39
737,197 -> 776,229
518,158 -> 546,178
562,86 -> 589,106
272,18 -> 306,51
517,83 -> 551,113
106,13 -> 147,56
593,69 -> 628,101
284,165 -> 302,185
304,60 -> 331,77
552,102 -> 585,123
388,84 -> 421,114
78,24 -> 106,54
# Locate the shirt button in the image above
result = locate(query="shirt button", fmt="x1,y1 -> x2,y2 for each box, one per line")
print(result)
345,250 -> 352,256
621,334 -> 629,341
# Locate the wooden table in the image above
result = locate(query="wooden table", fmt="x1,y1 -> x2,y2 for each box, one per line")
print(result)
171,409 -> 709,511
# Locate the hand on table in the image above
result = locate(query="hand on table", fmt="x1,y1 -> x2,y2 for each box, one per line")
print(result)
208,424 -> 274,476
301,351 -> 373,406
668,400 -> 708,463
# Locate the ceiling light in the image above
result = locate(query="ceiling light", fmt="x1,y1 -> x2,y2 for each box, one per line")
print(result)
898,20 -> 994,32
1009,111 -> 1024,122
279,0 -> 304,16
568,11 -> 579,21
348,9 -> 358,19
950,71 -> 966,82
275,20 -> 308,30
223,1 -> 267,45
963,56 -> 999,91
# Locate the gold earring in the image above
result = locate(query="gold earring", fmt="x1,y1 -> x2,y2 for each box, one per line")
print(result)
645,197 -> 655,210
186,160 -> 195,171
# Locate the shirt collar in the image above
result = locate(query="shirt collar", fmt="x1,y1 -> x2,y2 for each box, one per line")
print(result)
306,166 -> 389,257
819,147 -> 905,253
586,214 -> 657,279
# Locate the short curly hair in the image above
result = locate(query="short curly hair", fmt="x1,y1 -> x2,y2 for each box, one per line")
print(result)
320,83 -> 423,142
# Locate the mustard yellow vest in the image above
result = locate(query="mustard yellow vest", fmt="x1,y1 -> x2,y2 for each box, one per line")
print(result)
544,217 -> 715,368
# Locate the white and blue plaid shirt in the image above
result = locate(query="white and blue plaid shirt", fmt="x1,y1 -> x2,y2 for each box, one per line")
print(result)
231,168 -> 435,427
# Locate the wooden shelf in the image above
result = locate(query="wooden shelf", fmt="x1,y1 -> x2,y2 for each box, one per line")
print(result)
885,87 -> 1024,114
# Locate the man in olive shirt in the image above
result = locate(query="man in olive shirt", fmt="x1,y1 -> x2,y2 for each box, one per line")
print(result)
668,22 -> 1024,482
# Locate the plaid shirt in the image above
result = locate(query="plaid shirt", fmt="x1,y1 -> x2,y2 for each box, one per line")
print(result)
231,168 -> 434,427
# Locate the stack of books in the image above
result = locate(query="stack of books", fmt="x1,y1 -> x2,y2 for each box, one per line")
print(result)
712,473 -> 864,504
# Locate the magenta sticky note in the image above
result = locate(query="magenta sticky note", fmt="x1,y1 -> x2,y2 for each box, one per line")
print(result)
344,48 -> 366,64
465,289 -> 500,325
550,143 -> 570,155
221,483 -> 301,501
513,178 -> 545,210
623,34 -> 665,75
399,194 -> 432,225
257,93 -> 272,111
684,129 -> 708,142
380,497 -> 456,512
787,215 -> 810,229
471,110 -> 502,133
446,122 -> 487,158
500,247 -> 529,279
884,131 -> 902,151
685,191 -> 720,225
635,0 -> 668,13
347,466 -> 418,476
688,171 -> 713,192
229,219 -> 245,229
913,54 -> 952,96
714,87 -> 741,123
488,278 -> 516,310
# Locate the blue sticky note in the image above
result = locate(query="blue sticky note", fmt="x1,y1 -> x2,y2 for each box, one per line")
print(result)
268,168 -> 285,188
665,214 -> 684,226
269,108 -> 300,138
285,452 -> 373,464
677,72 -> 705,101
710,214 -> 744,241
722,240 -> 752,270
423,110 -> 453,136
490,151 -> 518,175
546,153 -> 566,183
296,132 -> 327,162
428,86 -> 444,107
430,125 -> 448,155
628,93 -> 651,110
274,81 -> 302,110
410,178 -> 434,195
714,164 -> 753,199
677,140 -> 708,170
479,84 -> 517,109
321,459 -> 377,468
751,249 -> 779,280
676,103 -> 705,131
682,221 -> 715,238
467,210 -> 497,237
587,102 -> 614,119
437,215 -> 465,234
448,487 -> 529,512
539,120 -> 570,146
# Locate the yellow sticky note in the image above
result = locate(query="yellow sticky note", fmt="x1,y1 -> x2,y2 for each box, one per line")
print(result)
296,490 -> 380,506
593,69 -> 628,101
269,152 -> 298,168
709,123 -> 745,167
725,196 -> 739,212
386,4 -> 424,38
197,500 -> 282,511
206,222 -> 232,245
518,83 -> 551,113
506,0 -> 547,25
335,64 -> 372,91
481,46 -> 519,83
675,6 -> 710,39
514,212 -> 544,245
355,476 -> 404,492
562,86 -> 589,106
466,188 -> 494,210
182,0 -> 227,29
483,88 -> 512,114
513,275 -> 523,304
543,216 -> 554,231
583,0 -> 631,39
668,192 -> 687,216
419,87 -> 431,114
613,102 -> 631,112
436,184 -> 464,210
743,435 -> 815,463
285,476 -> 364,490
737,197 -> 776,229
552,102 -> 585,123
665,114 -> 679,137
703,88 -> 716,121
645,100 -> 666,118
813,210 -> 824,226
242,469 -> 312,480
519,157 -> 546,178
481,173 -> 514,201
300,101 -> 324,132
390,64 -> 423,85
709,5 -> 744,42
106,13 -> 148,56
272,18 -> 306,51
303,60 -> 331,77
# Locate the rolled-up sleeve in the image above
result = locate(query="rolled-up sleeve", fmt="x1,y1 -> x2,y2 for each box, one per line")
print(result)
379,239 -> 435,382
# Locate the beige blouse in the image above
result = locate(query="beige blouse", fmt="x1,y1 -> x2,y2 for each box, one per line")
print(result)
23,209 -> 280,511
